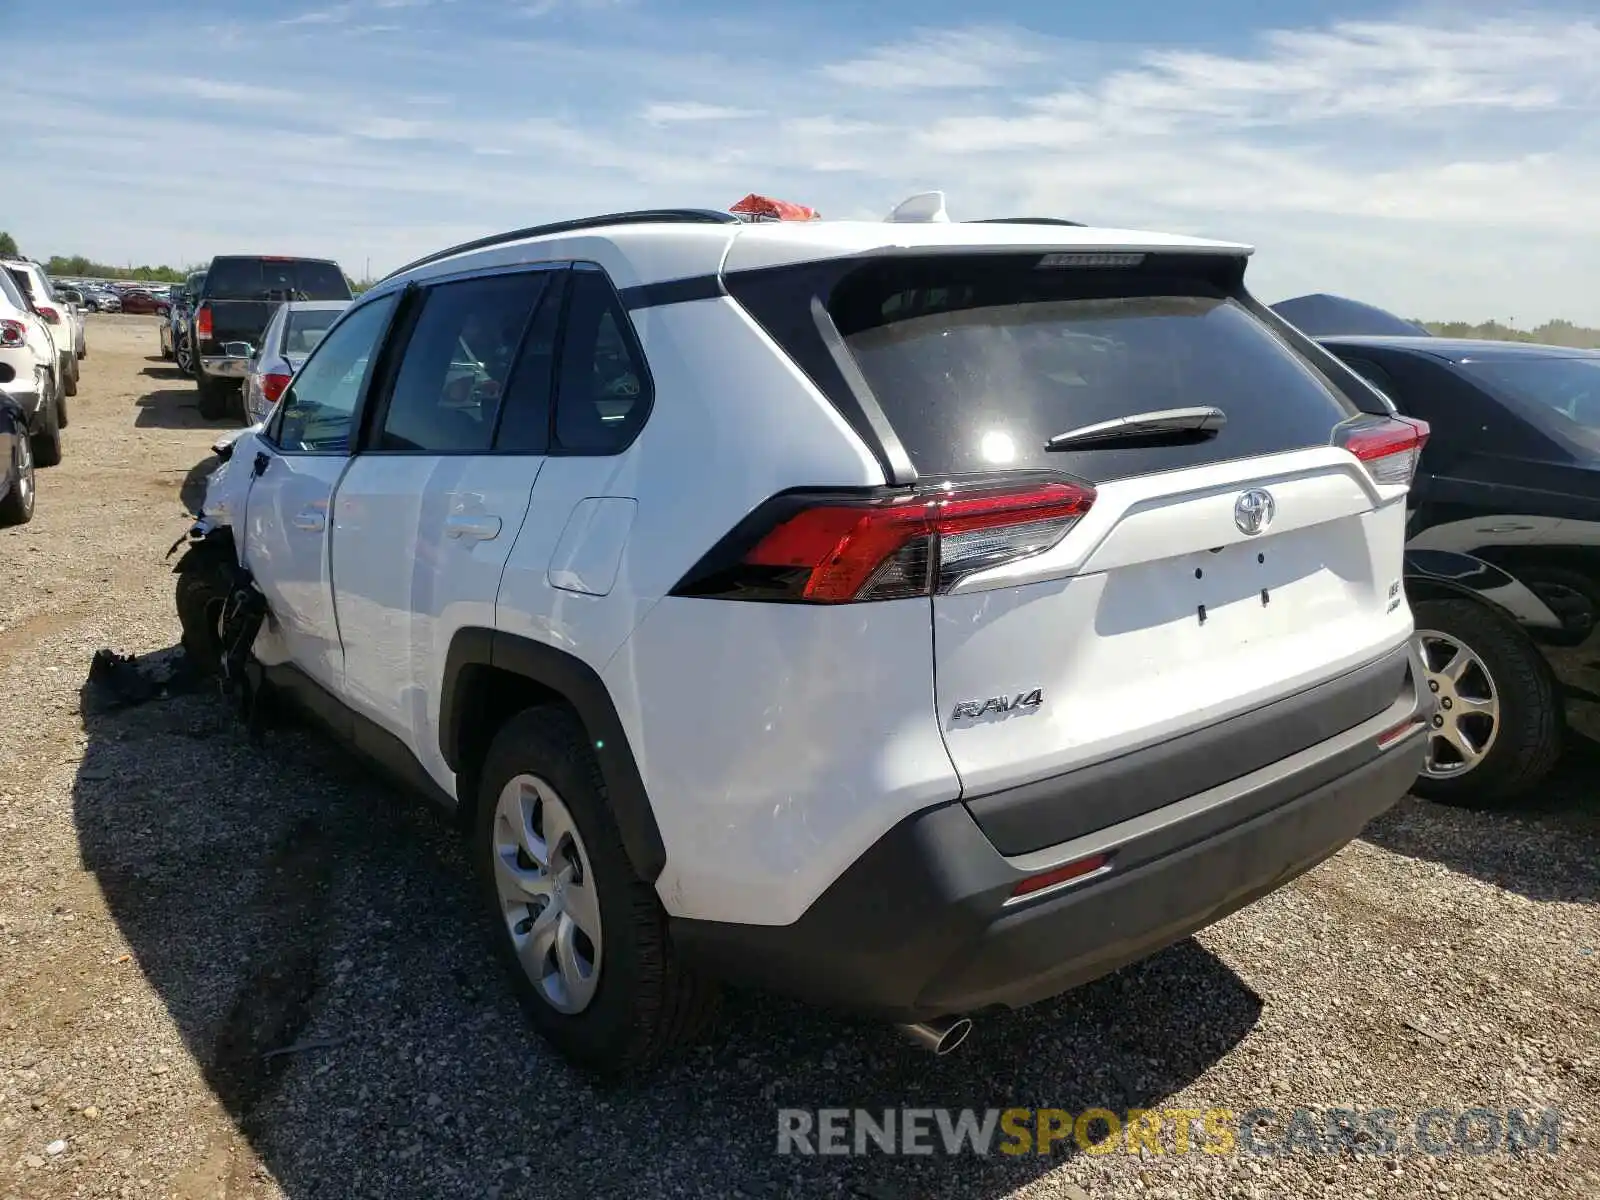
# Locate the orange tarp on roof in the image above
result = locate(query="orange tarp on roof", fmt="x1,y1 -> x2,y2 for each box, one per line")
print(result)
729,194 -> 820,221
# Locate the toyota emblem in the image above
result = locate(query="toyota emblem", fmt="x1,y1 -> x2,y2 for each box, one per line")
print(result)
1234,488 -> 1275,536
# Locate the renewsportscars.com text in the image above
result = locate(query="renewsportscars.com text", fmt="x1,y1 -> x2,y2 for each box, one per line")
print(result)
776,1106 -> 1562,1158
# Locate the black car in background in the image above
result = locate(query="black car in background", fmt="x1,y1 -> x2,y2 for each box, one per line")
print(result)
161,270 -> 205,373
1312,329 -> 1599,802
187,256 -> 351,419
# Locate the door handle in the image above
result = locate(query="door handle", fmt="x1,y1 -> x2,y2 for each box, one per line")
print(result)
445,513 -> 502,541
292,508 -> 326,532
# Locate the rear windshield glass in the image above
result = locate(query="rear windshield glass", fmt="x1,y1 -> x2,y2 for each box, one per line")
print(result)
830,259 -> 1359,482
205,258 -> 352,302
283,308 -> 346,356
1460,358 -> 1600,460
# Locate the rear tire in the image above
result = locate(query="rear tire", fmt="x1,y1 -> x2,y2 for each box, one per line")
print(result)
61,354 -> 77,399
1410,597 -> 1562,805
0,433 -> 34,526
474,706 -> 719,1075
197,376 -> 233,421
30,380 -> 63,469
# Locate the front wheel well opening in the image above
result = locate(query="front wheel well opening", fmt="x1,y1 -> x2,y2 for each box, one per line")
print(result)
449,665 -> 577,826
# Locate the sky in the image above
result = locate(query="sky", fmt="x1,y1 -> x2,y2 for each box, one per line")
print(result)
6,0 -> 1600,324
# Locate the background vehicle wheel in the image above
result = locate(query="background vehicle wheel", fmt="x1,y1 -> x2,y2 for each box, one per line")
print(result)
61,355 -> 77,399
30,381 -> 63,468
196,377 -> 232,420
0,434 -> 34,526
161,340 -> 174,361
176,336 -> 194,376
475,706 -> 719,1075
175,550 -> 234,675
1410,597 -> 1562,805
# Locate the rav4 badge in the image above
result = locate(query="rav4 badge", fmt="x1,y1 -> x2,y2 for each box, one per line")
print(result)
952,689 -> 1044,722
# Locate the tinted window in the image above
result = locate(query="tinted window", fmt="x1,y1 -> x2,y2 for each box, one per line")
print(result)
378,272 -> 550,453
5,268 -> 33,302
271,294 -> 396,453
829,258 -> 1357,483
1460,357 -> 1600,460
205,258 -> 352,302
283,307 -> 346,357
493,274 -> 565,453
552,269 -> 651,454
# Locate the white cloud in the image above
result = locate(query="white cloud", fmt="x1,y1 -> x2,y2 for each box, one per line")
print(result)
9,8 -> 1600,323
821,26 -> 1047,90
640,101 -> 755,124
280,5 -> 355,26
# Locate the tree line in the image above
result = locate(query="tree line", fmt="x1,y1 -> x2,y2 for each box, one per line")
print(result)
1417,318 -> 1600,350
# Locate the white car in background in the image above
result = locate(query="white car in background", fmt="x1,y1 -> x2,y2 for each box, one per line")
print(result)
49,283 -> 91,361
240,299 -> 351,426
0,267 -> 65,466
3,259 -> 79,403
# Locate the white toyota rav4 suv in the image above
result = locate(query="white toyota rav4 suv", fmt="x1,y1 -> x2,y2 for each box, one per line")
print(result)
174,201 -> 1431,1073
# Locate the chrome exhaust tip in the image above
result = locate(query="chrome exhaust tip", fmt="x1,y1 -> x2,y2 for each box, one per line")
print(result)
897,1016 -> 973,1055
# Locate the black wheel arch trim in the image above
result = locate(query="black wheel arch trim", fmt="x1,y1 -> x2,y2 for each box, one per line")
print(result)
1404,548 -> 1564,633
440,628 -> 667,882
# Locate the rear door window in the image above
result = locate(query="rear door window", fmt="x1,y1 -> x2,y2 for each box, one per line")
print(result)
375,271 -> 552,453
828,258 -> 1360,483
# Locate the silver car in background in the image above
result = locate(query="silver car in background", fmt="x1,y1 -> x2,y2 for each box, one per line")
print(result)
237,299 -> 351,425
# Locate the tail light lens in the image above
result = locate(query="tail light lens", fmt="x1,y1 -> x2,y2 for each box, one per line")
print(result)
36,305 -> 60,325
1335,414 -> 1430,486
673,477 -> 1096,603
0,319 -> 25,348
195,303 -> 213,339
261,372 -> 292,405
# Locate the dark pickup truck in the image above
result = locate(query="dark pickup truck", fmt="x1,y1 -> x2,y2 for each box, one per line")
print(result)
189,255 -> 352,419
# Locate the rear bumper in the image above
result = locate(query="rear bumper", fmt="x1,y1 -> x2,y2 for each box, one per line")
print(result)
199,356 -> 251,380
671,645 -> 1426,1020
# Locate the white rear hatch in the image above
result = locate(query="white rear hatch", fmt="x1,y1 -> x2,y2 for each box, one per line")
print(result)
824,249 -> 1425,800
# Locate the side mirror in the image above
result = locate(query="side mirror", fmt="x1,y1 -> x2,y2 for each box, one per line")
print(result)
223,341 -> 255,359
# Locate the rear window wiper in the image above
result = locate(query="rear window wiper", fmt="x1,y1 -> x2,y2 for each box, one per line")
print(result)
1046,406 -> 1227,451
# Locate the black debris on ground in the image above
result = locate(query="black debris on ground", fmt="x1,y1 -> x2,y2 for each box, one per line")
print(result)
85,645 -> 205,711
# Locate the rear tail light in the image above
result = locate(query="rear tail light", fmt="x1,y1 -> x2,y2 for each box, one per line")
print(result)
0,319 -> 25,348
673,477 -> 1096,603
1334,414 -> 1430,486
261,372 -> 292,405
36,305 -> 60,325
195,303 -> 213,339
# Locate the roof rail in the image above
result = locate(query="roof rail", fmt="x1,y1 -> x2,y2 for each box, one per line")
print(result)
381,208 -> 742,282
972,217 -> 1087,227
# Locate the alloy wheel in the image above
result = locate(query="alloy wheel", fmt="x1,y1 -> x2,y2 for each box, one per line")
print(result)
1415,629 -> 1501,778
15,436 -> 33,513
491,774 -> 603,1014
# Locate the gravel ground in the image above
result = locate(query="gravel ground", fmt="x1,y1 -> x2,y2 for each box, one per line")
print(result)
2,314 -> 1599,1200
